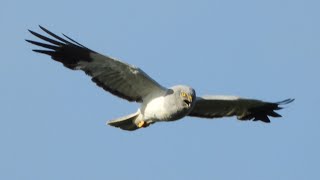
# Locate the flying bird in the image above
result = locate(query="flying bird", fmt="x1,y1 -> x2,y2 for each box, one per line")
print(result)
26,26 -> 294,131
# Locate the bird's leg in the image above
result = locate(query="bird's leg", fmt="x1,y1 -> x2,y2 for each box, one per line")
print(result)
137,120 -> 152,128
137,121 -> 146,128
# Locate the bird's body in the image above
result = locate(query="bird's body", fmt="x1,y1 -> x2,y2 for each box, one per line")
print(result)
26,26 -> 294,131
141,85 -> 196,122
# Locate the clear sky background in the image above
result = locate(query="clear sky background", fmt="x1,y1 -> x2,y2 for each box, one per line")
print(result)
1,0 -> 319,179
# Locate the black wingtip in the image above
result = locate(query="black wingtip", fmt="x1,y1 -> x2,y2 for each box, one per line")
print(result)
25,39 -> 33,44
28,29 -> 39,37
39,25 -> 46,31
277,98 -> 295,105
25,39 -> 58,50
38,25 -> 51,35
62,33 -> 87,48
254,116 -> 270,123
268,111 -> 282,117
32,49 -> 55,56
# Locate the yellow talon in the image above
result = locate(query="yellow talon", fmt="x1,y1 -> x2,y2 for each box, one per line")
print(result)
137,121 -> 145,128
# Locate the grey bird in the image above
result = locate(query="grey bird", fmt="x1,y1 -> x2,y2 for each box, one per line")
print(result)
26,26 -> 294,131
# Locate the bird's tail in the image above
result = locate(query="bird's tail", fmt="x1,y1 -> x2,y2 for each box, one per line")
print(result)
107,111 -> 141,131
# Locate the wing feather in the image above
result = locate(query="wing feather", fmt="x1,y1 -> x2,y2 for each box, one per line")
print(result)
188,96 -> 294,123
26,26 -> 166,102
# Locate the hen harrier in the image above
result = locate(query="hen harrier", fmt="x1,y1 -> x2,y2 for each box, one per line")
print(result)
26,26 -> 294,131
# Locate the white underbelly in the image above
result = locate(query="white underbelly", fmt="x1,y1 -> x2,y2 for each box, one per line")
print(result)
141,96 -> 171,122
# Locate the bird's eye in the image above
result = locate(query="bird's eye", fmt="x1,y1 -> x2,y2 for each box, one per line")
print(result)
181,92 -> 187,97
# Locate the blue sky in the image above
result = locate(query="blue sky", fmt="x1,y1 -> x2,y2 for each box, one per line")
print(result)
1,0 -> 319,179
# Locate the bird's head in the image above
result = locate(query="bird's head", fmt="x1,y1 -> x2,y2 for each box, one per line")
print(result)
172,85 -> 196,109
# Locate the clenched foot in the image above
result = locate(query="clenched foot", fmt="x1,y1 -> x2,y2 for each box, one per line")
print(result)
137,121 -> 150,128
137,121 -> 145,128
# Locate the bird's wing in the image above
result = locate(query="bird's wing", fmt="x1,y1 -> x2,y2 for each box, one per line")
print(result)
188,96 -> 294,122
26,26 -> 166,102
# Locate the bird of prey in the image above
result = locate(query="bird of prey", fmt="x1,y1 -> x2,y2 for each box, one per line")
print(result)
26,26 -> 294,131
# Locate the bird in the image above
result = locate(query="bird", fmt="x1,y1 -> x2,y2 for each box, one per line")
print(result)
26,26 -> 294,131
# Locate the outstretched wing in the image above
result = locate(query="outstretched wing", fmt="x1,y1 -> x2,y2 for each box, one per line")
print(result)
26,26 -> 166,102
188,96 -> 294,123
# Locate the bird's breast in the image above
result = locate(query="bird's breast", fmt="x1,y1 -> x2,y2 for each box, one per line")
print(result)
141,95 -> 189,122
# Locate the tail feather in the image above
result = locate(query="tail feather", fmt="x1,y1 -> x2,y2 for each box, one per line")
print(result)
107,111 -> 140,131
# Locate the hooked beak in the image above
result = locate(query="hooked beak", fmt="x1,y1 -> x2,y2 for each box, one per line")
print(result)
184,95 -> 193,107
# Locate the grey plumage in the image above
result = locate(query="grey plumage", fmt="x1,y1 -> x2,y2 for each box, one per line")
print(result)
26,26 -> 294,131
